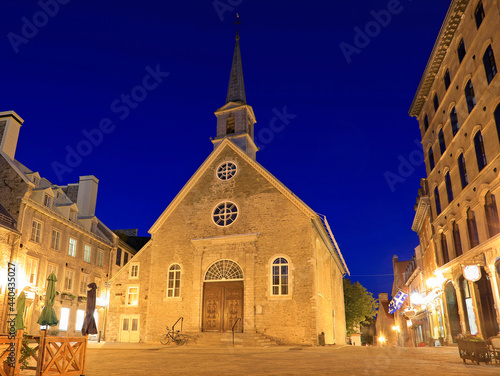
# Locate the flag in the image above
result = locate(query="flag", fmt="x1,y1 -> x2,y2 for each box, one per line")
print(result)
388,291 -> 408,314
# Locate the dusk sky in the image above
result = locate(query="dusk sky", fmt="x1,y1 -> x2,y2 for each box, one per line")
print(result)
3,0 -> 451,299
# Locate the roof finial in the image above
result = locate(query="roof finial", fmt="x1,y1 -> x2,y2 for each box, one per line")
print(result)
234,13 -> 242,39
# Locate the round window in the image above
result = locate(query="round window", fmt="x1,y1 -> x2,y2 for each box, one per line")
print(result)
216,162 -> 237,181
213,201 -> 238,227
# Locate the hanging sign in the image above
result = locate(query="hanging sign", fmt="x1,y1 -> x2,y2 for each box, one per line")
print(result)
463,264 -> 481,282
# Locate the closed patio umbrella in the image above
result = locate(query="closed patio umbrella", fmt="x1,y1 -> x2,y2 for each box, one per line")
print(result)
81,282 -> 98,336
37,273 -> 59,327
14,291 -> 26,331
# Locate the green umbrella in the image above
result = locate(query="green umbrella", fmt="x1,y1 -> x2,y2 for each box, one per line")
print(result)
37,273 -> 59,327
14,291 -> 26,331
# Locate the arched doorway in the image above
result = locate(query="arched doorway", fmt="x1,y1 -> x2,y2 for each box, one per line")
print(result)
475,267 -> 499,339
444,282 -> 461,341
202,260 -> 244,333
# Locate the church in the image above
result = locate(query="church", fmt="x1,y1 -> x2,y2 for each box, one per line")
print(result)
106,31 -> 349,346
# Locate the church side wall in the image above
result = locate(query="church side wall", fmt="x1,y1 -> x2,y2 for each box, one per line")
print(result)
106,243 -> 151,342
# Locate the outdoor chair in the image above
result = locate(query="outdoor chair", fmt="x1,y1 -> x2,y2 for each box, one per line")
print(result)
488,336 -> 500,364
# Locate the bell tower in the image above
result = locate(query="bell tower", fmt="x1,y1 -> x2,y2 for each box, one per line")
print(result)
212,21 -> 258,160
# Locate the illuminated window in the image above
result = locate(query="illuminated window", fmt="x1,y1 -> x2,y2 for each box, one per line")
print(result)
75,309 -> 85,331
65,269 -> 74,292
485,192 -> 500,238
25,256 -> 39,285
167,264 -> 181,298
272,257 -> 289,296
226,113 -> 235,134
130,263 -> 139,279
80,274 -> 89,295
127,286 -> 139,306
30,220 -> 42,243
59,307 -> 70,331
68,237 -> 77,257
467,208 -> 479,249
83,244 -> 91,263
50,229 -> 61,251
97,250 -> 104,268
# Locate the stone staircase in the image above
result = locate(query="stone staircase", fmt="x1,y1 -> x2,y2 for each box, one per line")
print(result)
185,331 -> 277,347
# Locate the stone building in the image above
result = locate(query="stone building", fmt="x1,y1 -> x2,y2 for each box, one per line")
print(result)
106,33 -> 349,346
409,0 -> 500,341
0,111 -> 135,337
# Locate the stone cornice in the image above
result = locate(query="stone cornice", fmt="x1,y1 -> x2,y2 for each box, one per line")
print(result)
411,196 -> 430,233
409,0 -> 470,117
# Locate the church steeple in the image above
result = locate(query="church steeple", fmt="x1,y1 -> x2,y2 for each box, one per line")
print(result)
226,31 -> 246,104
213,19 -> 258,160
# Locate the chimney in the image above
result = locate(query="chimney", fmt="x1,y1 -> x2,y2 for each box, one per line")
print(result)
0,111 -> 24,160
76,175 -> 99,217
392,255 -> 399,273
378,293 -> 389,302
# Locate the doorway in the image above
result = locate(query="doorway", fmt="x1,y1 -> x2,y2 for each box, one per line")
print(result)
444,282 -> 461,341
202,281 -> 243,332
119,315 -> 140,342
475,267 -> 499,339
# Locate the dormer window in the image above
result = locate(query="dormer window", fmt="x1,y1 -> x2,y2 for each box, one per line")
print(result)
226,114 -> 235,134
43,194 -> 52,209
70,210 -> 77,222
33,176 -> 40,187
91,222 -> 97,233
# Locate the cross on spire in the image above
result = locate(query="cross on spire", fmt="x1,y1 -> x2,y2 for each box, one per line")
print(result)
234,13 -> 242,36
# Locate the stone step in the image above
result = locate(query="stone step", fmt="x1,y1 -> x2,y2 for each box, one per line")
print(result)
184,331 -> 278,347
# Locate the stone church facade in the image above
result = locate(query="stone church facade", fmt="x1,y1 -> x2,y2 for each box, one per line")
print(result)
106,33 -> 349,346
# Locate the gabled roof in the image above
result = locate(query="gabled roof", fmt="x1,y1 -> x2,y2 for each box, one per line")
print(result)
148,138 -> 349,274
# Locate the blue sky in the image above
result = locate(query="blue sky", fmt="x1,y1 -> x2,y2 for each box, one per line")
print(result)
2,0 -> 451,298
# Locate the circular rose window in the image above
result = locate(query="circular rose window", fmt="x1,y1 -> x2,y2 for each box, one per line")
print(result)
216,162 -> 237,181
213,201 -> 238,226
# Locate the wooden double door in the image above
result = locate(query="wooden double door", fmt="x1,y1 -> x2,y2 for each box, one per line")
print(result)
203,281 -> 243,332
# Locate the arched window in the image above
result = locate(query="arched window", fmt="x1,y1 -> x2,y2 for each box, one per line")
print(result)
485,192 -> 500,238
167,264 -> 181,298
444,69 -> 451,90
457,39 -> 466,63
438,129 -> 446,154
226,113 -> 235,135
440,233 -> 449,265
205,260 -> 243,281
445,172 -> 453,203
450,107 -> 459,136
474,131 -> 487,171
475,1 -> 485,29
494,104 -> 500,144
465,80 -> 476,113
483,45 -> 497,84
433,94 -> 439,111
467,208 -> 480,249
458,154 -> 468,188
434,186 -> 442,215
453,221 -> 462,257
428,147 -> 435,171
272,257 -> 289,296
424,115 -> 429,131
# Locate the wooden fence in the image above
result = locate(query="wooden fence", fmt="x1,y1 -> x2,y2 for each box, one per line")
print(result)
0,331 -> 88,376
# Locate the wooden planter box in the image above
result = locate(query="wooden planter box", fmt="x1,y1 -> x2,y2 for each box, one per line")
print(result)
457,339 -> 491,364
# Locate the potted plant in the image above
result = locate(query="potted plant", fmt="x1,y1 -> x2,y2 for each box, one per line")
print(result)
456,333 -> 490,364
